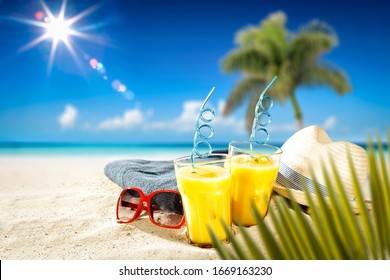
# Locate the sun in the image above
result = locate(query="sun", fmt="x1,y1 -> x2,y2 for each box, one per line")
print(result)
44,17 -> 72,43
12,0 -> 101,75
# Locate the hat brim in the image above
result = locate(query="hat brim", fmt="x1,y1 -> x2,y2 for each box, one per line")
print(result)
272,181 -> 369,214
273,181 -> 309,206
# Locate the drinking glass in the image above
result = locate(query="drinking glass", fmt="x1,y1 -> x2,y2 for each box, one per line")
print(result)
174,154 -> 232,247
229,140 -> 282,226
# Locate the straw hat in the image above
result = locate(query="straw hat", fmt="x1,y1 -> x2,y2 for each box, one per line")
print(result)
273,125 -> 369,211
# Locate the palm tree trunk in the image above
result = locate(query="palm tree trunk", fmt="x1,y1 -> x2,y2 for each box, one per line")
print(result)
290,93 -> 304,130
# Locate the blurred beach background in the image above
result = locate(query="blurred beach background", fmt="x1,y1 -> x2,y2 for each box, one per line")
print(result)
0,0 -> 389,147
0,0 -> 389,260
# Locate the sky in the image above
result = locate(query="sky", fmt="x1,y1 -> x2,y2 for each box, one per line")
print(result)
0,0 -> 389,144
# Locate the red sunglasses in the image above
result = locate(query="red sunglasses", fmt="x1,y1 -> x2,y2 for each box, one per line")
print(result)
116,187 -> 185,229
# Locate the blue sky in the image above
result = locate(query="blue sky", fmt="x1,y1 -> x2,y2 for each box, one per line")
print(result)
0,0 -> 389,144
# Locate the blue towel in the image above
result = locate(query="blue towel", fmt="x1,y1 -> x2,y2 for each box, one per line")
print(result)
104,150 -> 229,193
104,159 -> 178,193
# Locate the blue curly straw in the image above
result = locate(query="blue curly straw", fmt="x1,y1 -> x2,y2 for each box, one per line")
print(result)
249,76 -> 277,147
191,87 -> 216,166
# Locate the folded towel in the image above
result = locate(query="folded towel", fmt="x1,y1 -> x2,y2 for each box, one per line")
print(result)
104,159 -> 177,193
104,150 -> 229,193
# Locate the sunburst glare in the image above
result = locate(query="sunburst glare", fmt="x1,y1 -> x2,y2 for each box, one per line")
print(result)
45,17 -> 71,43
12,0 -> 101,75
2,0 -> 133,100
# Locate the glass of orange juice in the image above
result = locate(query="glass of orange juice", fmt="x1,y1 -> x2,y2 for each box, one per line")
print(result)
229,140 -> 282,226
174,154 -> 232,247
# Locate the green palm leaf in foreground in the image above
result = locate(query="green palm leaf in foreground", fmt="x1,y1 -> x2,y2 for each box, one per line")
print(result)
210,136 -> 390,259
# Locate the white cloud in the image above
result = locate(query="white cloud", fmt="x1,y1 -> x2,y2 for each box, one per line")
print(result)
145,99 -> 246,136
91,99 -> 243,137
172,101 -> 204,132
323,115 -> 337,130
58,104 -> 78,129
145,100 -> 205,132
98,108 -> 144,130
217,99 -> 226,115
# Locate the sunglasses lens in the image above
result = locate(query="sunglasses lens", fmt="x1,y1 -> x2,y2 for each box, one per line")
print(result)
118,189 -> 141,222
150,192 -> 184,227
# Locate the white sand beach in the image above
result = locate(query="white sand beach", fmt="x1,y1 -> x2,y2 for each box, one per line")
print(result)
0,155 -> 289,260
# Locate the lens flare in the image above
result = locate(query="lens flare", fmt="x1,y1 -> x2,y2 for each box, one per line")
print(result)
112,79 -> 121,91
118,84 -> 127,93
35,11 -> 44,21
122,91 -> 134,100
89,58 -> 98,69
97,67 -> 106,74
96,62 -> 103,70
111,79 -> 129,96
96,62 -> 106,74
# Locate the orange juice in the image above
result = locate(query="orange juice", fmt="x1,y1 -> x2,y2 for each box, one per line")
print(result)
176,165 -> 231,245
231,154 -> 279,226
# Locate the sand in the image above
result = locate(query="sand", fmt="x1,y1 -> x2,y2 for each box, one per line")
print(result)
0,155 -> 296,260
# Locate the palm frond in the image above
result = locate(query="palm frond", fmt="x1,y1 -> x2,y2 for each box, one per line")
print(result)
221,48 -> 271,74
222,78 -> 262,116
348,147 -> 377,258
299,19 -> 338,44
288,32 -> 336,62
244,92 -> 261,134
271,61 -> 295,102
276,192 -> 324,259
235,11 -> 288,65
207,225 -> 235,260
212,136 -> 390,259
236,11 -> 287,47
301,62 -> 352,94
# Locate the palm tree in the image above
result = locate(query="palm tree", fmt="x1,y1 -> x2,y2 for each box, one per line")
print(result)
221,11 -> 351,132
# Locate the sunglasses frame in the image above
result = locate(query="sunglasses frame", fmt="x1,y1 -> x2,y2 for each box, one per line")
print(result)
116,187 -> 185,229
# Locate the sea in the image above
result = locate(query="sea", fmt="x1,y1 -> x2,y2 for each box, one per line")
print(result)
0,142 -> 231,158
0,142 -> 386,157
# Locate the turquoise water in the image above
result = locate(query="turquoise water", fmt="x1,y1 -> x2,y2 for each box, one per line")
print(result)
0,142 -> 232,156
0,142 -> 386,156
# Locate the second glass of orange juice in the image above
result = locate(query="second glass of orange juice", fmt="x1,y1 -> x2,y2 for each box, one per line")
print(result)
229,140 -> 282,226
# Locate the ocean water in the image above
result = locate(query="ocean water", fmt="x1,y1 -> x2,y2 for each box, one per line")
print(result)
0,142 -> 232,157
0,142 -> 386,157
